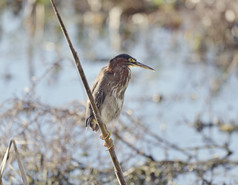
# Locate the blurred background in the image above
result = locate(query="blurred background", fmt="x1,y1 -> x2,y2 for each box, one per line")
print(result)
1,0 -> 238,184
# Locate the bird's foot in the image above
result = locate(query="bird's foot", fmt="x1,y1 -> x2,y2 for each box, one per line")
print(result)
100,132 -> 114,150
104,139 -> 114,150
100,131 -> 111,140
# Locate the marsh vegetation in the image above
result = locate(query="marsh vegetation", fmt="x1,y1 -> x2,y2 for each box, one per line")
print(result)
1,0 -> 238,184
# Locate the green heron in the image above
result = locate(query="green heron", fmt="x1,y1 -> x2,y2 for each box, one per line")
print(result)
85,54 -> 154,133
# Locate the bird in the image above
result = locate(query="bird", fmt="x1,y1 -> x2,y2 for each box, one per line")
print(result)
85,54 -> 154,134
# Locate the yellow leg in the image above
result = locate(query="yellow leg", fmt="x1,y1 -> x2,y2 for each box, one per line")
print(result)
100,131 -> 111,140
100,132 -> 114,150
104,138 -> 114,150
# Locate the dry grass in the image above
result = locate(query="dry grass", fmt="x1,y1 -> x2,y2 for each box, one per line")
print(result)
0,139 -> 28,185
0,96 -> 237,184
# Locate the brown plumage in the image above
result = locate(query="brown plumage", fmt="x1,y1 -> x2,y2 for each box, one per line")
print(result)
85,54 -> 154,131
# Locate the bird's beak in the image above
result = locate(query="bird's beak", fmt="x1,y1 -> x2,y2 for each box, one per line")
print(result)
134,61 -> 154,71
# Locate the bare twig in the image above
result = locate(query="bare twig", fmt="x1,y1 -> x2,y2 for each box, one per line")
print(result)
49,1 -> 126,184
114,132 -> 155,161
0,139 -> 29,185
124,112 -> 193,159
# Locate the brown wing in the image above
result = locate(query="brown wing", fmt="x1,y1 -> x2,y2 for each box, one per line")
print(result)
85,68 -> 107,131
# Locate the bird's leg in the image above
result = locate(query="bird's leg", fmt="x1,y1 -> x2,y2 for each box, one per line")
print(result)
100,131 -> 111,140
104,139 -> 114,150
100,131 -> 114,150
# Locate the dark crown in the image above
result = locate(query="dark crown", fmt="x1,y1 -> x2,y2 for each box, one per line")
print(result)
113,54 -> 135,60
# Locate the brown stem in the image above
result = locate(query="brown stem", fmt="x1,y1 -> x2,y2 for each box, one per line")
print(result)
0,139 -> 29,185
49,1 -> 126,184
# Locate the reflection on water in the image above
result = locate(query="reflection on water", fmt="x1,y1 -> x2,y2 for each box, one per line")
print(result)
1,6 -> 238,184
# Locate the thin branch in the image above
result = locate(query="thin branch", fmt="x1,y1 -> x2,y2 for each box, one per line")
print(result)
49,1 -> 126,184
125,112 -> 193,159
0,139 -> 29,185
114,132 -> 155,161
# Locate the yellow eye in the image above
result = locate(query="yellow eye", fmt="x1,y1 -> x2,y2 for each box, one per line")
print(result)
129,58 -> 136,63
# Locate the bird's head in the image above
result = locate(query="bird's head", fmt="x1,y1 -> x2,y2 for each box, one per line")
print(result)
109,54 -> 154,71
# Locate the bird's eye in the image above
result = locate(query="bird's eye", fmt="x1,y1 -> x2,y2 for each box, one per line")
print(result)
128,58 -> 136,63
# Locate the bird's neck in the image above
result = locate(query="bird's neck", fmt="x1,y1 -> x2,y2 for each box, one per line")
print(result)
107,63 -> 129,73
107,64 -> 131,91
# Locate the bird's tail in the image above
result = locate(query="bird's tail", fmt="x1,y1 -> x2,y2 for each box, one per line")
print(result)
86,116 -> 99,132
